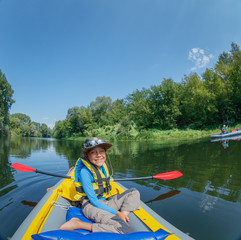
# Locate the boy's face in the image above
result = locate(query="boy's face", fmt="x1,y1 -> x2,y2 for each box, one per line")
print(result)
87,146 -> 106,168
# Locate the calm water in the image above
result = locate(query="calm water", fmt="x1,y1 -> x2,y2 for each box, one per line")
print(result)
0,136 -> 241,240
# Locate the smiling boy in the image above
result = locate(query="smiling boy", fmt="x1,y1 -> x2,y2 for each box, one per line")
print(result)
60,137 -> 140,234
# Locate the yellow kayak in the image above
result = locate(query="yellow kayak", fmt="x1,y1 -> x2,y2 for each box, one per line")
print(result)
11,169 -> 194,240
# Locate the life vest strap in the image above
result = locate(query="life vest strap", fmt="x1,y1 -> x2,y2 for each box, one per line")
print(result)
76,185 -> 111,195
73,157 -> 112,201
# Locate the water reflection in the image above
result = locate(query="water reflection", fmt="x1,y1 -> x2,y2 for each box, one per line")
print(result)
110,140 -> 241,203
0,136 -> 241,240
53,139 -> 82,165
200,194 -> 218,213
10,136 -> 54,158
0,136 -> 15,189
1,136 -> 241,203
145,189 -> 181,204
221,139 -> 229,149
21,200 -> 37,207
211,136 -> 241,149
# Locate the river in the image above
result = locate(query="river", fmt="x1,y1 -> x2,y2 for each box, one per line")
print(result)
0,135 -> 241,240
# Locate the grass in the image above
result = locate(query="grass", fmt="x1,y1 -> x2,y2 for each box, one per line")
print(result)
65,123 -> 241,142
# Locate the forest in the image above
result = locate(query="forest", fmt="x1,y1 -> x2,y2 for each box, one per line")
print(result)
1,43 -> 241,139
0,72 -> 51,137
10,113 -> 51,137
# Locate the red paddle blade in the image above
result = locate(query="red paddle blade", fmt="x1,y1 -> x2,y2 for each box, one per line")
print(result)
11,163 -> 36,172
153,171 -> 183,180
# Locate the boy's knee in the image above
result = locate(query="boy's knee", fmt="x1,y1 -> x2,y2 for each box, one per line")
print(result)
129,188 -> 140,198
110,216 -> 132,234
126,188 -> 140,195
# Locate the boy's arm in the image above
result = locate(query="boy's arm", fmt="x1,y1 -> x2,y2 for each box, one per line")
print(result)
80,168 -> 118,215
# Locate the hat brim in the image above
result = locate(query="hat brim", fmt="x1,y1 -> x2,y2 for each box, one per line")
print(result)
84,142 -> 112,153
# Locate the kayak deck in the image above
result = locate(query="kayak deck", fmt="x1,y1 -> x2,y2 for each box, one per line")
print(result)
211,129 -> 241,139
11,171 -> 194,240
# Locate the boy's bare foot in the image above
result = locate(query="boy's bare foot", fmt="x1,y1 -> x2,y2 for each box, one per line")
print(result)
60,218 -> 81,230
59,218 -> 92,231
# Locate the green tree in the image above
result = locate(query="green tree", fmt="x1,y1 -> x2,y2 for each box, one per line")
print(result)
227,43 -> 241,121
0,70 -> 15,135
214,42 -> 241,122
202,69 -> 227,123
65,106 -> 94,136
53,120 -> 70,138
90,96 -> 112,126
180,73 -> 215,128
126,88 -> 153,129
10,113 -> 31,136
11,113 -> 31,124
22,124 -> 30,137
66,106 -> 84,135
79,106 -> 94,131
10,117 -> 21,131
31,122 -> 41,137
150,79 -> 181,129
107,99 -> 127,125
29,123 -> 38,137
39,123 -> 51,138
10,113 -> 50,137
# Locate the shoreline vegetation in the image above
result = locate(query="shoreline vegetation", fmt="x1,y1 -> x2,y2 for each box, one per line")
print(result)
65,124 -> 241,142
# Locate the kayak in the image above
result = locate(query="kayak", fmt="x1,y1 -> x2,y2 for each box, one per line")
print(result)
211,134 -> 241,142
210,128 -> 241,139
11,169 -> 194,240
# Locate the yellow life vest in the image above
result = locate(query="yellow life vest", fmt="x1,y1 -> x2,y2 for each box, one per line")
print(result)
73,157 -> 112,202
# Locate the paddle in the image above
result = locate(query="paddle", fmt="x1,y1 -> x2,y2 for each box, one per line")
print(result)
11,163 -> 183,181
11,163 -> 72,179
114,171 -> 183,181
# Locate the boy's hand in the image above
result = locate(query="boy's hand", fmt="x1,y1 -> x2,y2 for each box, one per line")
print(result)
116,211 -> 130,223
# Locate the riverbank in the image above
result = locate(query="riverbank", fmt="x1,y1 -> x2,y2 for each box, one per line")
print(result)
66,124 -> 241,141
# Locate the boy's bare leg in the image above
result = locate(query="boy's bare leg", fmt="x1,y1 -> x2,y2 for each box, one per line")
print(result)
60,218 -> 92,231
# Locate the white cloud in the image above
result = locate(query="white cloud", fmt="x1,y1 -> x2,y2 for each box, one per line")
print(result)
41,117 -> 55,129
188,48 -> 214,71
47,123 -> 55,129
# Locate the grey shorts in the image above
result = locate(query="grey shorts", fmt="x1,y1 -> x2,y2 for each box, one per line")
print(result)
82,188 -> 140,234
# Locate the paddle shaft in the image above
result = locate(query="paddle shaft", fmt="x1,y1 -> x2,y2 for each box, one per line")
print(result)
114,171 -> 182,181
114,176 -> 153,181
36,172 -> 180,181
29,171 -> 162,181
35,169 -> 72,179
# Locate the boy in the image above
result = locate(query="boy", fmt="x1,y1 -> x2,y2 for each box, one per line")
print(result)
60,137 -> 140,234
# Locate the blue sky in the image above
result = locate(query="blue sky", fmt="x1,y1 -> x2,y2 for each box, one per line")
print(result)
1,0 -> 241,128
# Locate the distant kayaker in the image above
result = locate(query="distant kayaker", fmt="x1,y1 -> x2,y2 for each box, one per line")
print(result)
221,125 -> 228,134
60,137 -> 140,234
221,140 -> 229,149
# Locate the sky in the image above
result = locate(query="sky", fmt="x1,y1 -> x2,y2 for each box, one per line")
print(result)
0,0 -> 241,129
